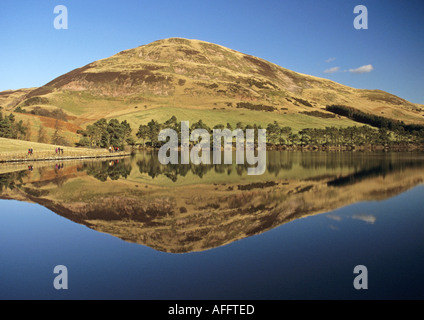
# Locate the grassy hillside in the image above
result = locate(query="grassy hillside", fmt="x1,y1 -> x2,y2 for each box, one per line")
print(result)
0,88 -> 34,109
11,112 -> 82,144
113,106 -> 360,132
0,137 -> 87,153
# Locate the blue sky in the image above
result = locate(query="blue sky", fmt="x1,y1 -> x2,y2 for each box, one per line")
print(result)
0,0 -> 423,103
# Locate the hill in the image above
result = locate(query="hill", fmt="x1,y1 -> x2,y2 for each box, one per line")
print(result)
1,151 -> 424,253
1,38 -> 423,137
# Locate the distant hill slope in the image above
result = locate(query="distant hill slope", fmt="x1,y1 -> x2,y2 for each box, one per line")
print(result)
2,38 -> 424,131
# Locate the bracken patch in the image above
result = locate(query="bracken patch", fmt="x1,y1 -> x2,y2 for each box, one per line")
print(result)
243,55 -> 276,78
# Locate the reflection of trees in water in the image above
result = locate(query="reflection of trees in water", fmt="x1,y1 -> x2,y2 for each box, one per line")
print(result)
0,171 -> 27,191
296,152 -> 421,171
135,151 -> 424,183
327,160 -> 424,187
299,152 -> 371,170
136,158 -> 214,181
3,152 -> 421,189
81,160 -> 132,182
265,152 -> 294,176
137,151 -> 369,182
136,155 -> 254,182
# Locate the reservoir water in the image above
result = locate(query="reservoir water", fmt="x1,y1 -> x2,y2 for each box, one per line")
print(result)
0,151 -> 423,299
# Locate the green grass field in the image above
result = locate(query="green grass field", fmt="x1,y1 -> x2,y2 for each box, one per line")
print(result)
113,106 -> 360,132
0,137 -> 88,153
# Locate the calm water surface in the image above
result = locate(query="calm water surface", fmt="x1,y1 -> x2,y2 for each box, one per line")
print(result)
0,151 -> 423,299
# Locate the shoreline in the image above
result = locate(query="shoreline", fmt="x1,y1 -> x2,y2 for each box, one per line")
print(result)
0,152 -> 131,164
135,144 -> 424,152
3,144 -> 422,164
266,144 -> 424,152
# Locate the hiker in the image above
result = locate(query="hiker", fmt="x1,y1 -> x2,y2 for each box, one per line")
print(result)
55,148 -> 58,154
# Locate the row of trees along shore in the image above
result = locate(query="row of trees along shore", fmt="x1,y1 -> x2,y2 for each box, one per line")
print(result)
2,108 -> 424,150
77,118 -> 134,149
134,115 -> 424,149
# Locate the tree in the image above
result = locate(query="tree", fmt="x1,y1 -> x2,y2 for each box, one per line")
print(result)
76,118 -> 133,149
280,126 -> 292,145
378,128 -> 390,145
164,116 -> 178,131
213,123 -> 225,130
51,119 -> 70,146
299,129 -> 311,146
95,119 -> 109,148
24,120 -> 32,141
76,136 -> 90,147
107,119 -> 124,148
266,121 -> 280,145
37,126 -> 49,143
15,120 -> 27,140
147,119 -> 161,147
0,112 -> 15,138
136,124 -> 149,147
51,119 -> 62,145
120,120 -> 132,147
288,133 -> 300,146
191,119 -> 211,133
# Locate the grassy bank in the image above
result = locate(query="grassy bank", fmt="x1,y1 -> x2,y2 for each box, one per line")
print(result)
0,138 -> 130,163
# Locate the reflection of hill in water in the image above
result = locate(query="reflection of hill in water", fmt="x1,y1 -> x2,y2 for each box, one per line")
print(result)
1,151 -> 424,253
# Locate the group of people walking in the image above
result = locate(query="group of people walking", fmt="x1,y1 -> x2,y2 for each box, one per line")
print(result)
27,147 -> 65,157
109,146 -> 120,153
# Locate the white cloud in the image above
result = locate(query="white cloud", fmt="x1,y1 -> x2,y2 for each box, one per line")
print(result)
352,213 -> 376,224
326,214 -> 342,221
324,66 -> 340,74
349,64 -> 374,74
326,57 -> 336,63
